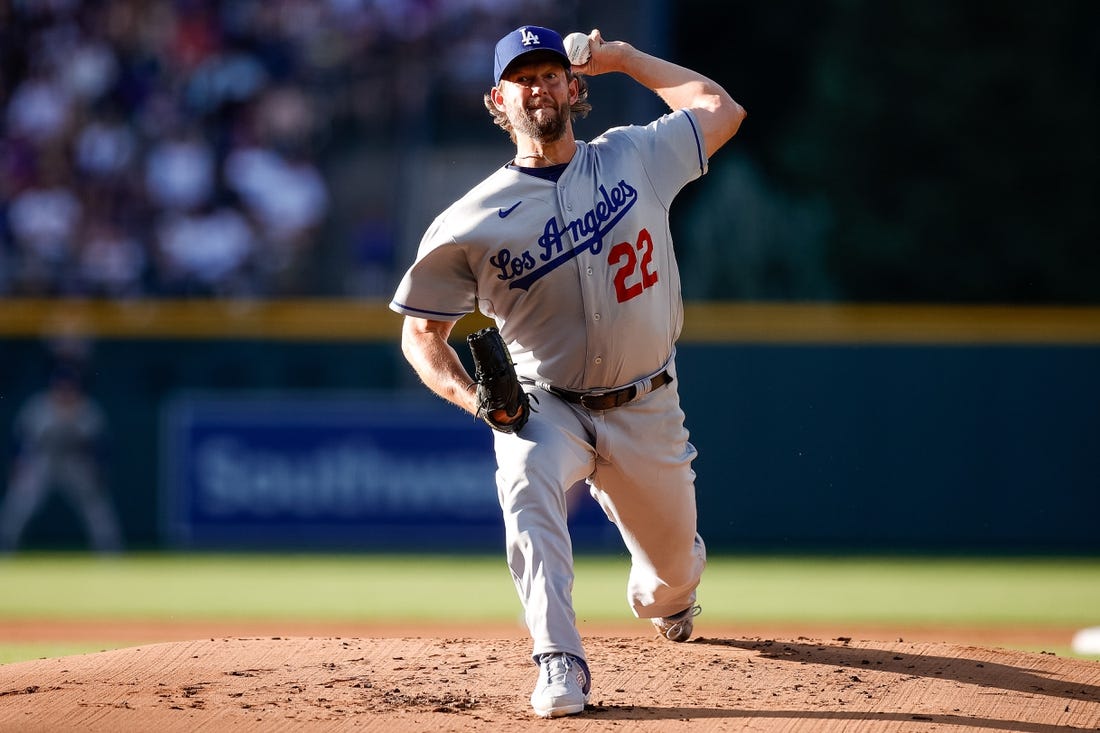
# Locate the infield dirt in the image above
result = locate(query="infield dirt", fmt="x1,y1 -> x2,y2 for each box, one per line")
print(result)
1,622 -> 1098,732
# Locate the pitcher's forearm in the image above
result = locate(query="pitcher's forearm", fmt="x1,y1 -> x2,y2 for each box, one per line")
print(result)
576,29 -> 746,157
401,317 -> 478,415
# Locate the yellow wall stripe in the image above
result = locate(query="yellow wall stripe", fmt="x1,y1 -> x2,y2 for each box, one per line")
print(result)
681,303 -> 1100,344
1,299 -> 1099,344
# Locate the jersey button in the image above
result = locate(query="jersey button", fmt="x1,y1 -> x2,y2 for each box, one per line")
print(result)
593,313 -> 601,320
593,357 -> 603,365
586,267 -> 593,276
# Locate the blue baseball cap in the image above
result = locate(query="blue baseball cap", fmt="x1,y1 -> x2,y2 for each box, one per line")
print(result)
493,26 -> 570,84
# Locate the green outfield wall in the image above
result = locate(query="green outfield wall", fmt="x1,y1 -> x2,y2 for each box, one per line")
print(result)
1,300 -> 1098,553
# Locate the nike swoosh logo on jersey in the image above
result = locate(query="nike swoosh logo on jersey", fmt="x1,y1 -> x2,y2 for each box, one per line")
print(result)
498,201 -> 522,218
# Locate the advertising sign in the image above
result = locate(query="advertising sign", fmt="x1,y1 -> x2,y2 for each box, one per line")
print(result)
161,393 -> 504,549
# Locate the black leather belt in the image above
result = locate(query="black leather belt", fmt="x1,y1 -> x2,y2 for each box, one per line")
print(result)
548,370 -> 673,411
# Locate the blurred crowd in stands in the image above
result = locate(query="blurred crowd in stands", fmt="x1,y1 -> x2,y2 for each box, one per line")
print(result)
0,0 -> 579,298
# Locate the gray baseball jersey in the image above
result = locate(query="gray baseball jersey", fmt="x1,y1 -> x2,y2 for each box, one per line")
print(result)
390,109 -> 706,391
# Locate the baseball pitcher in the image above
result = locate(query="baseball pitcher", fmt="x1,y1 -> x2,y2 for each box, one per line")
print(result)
390,25 -> 745,717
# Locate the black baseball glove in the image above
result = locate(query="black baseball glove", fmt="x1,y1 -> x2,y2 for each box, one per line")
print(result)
467,326 -> 531,433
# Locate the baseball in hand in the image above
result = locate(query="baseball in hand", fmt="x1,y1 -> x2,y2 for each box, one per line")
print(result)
564,32 -> 590,65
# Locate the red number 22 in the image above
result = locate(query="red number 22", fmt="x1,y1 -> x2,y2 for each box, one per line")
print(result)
609,228 -> 659,303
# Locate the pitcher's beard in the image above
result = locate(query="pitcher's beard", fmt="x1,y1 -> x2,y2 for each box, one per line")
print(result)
514,101 -> 568,143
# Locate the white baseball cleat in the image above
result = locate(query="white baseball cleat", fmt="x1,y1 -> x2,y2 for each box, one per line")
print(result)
653,604 -> 702,642
530,653 -> 590,718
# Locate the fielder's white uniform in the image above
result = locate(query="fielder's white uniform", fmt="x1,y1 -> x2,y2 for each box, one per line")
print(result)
391,108 -> 707,662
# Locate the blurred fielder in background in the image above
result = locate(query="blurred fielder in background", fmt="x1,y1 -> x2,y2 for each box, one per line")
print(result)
0,366 -> 123,555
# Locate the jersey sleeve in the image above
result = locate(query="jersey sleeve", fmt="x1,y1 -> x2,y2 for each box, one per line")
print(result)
389,214 -> 478,321
621,108 -> 708,209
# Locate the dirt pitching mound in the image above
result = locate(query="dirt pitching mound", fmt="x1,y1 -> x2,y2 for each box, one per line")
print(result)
2,635 -> 1098,732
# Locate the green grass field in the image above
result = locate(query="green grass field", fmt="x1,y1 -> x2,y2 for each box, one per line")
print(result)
2,553 -> 1098,664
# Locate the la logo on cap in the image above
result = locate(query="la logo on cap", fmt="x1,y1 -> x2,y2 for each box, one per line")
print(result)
493,25 -> 568,83
520,27 -> 541,46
